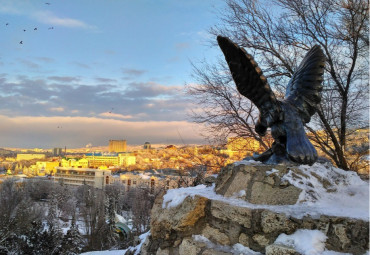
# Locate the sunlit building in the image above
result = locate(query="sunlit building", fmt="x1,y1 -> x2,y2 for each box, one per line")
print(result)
54,167 -> 111,189
16,154 -> 46,161
53,148 -> 63,156
143,142 -> 151,150
109,140 -> 127,153
119,153 -> 136,167
61,158 -> 89,168
113,169 -> 195,192
85,153 -> 120,168
35,161 -> 60,175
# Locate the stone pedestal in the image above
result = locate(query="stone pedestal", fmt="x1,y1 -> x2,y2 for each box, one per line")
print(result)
215,163 -> 302,205
138,163 -> 369,255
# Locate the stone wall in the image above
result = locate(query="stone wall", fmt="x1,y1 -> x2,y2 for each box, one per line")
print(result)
139,163 -> 369,255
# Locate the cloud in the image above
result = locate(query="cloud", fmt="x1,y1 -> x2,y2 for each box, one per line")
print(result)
36,57 -> 54,63
49,107 -> 64,112
48,76 -> 81,82
95,77 -> 117,83
32,10 -> 96,29
122,68 -> 147,77
98,112 -> 133,119
19,59 -> 40,69
0,75 -> 190,122
71,62 -> 90,69
0,115 -> 206,148
124,82 -> 181,99
0,4 -> 23,15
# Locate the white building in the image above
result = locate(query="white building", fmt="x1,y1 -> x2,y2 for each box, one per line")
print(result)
54,167 -> 111,189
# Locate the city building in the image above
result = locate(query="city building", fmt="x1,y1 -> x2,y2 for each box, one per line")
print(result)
16,154 -> 46,161
111,169 -> 195,192
85,153 -> 120,168
61,158 -> 89,168
54,167 -> 111,189
35,161 -> 60,175
118,153 -> 136,167
143,142 -> 151,150
53,148 -> 63,156
109,140 -> 127,153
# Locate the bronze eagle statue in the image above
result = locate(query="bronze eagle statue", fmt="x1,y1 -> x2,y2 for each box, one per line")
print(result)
217,36 -> 326,165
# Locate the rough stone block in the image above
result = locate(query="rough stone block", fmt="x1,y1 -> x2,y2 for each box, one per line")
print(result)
261,211 -> 296,234
250,181 -> 301,205
156,248 -> 170,255
265,244 -> 300,255
178,238 -> 203,255
201,224 -> 230,245
215,163 -> 302,205
252,234 -> 270,246
238,233 -> 250,247
210,200 -> 252,228
151,195 -> 208,240
202,249 -> 232,255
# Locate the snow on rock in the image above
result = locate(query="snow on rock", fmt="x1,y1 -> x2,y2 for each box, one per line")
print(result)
232,243 -> 263,255
274,229 -> 327,254
233,159 -> 262,166
127,231 -> 150,255
274,229 -> 356,255
282,163 -> 369,220
80,249 -> 128,255
162,184 -> 208,209
162,162 -> 369,220
193,235 -> 262,255
265,168 -> 279,176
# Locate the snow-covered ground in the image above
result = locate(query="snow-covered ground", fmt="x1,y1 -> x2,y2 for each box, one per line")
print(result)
80,249 -> 128,255
163,162 -> 369,220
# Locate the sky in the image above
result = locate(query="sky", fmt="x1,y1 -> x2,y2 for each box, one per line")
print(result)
0,0 -> 225,149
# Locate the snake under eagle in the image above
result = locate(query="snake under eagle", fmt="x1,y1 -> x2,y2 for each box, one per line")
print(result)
217,36 -> 326,165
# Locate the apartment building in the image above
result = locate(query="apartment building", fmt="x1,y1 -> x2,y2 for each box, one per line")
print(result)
84,153 -> 119,168
109,140 -> 127,153
111,169 -> 194,192
17,154 -> 46,161
54,167 -> 111,189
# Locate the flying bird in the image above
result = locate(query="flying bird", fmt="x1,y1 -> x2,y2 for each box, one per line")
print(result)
23,29 -> 26,32
5,23 -> 9,26
19,41 -> 23,44
45,2 -> 51,5
34,28 -> 37,30
48,27 -> 54,30
217,36 -> 326,165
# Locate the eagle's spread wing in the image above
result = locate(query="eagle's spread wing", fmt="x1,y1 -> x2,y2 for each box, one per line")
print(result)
217,36 -> 280,135
285,45 -> 326,123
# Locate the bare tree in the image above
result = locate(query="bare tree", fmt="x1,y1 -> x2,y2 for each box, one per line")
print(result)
0,179 -> 43,253
188,0 -> 369,171
187,61 -> 270,149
